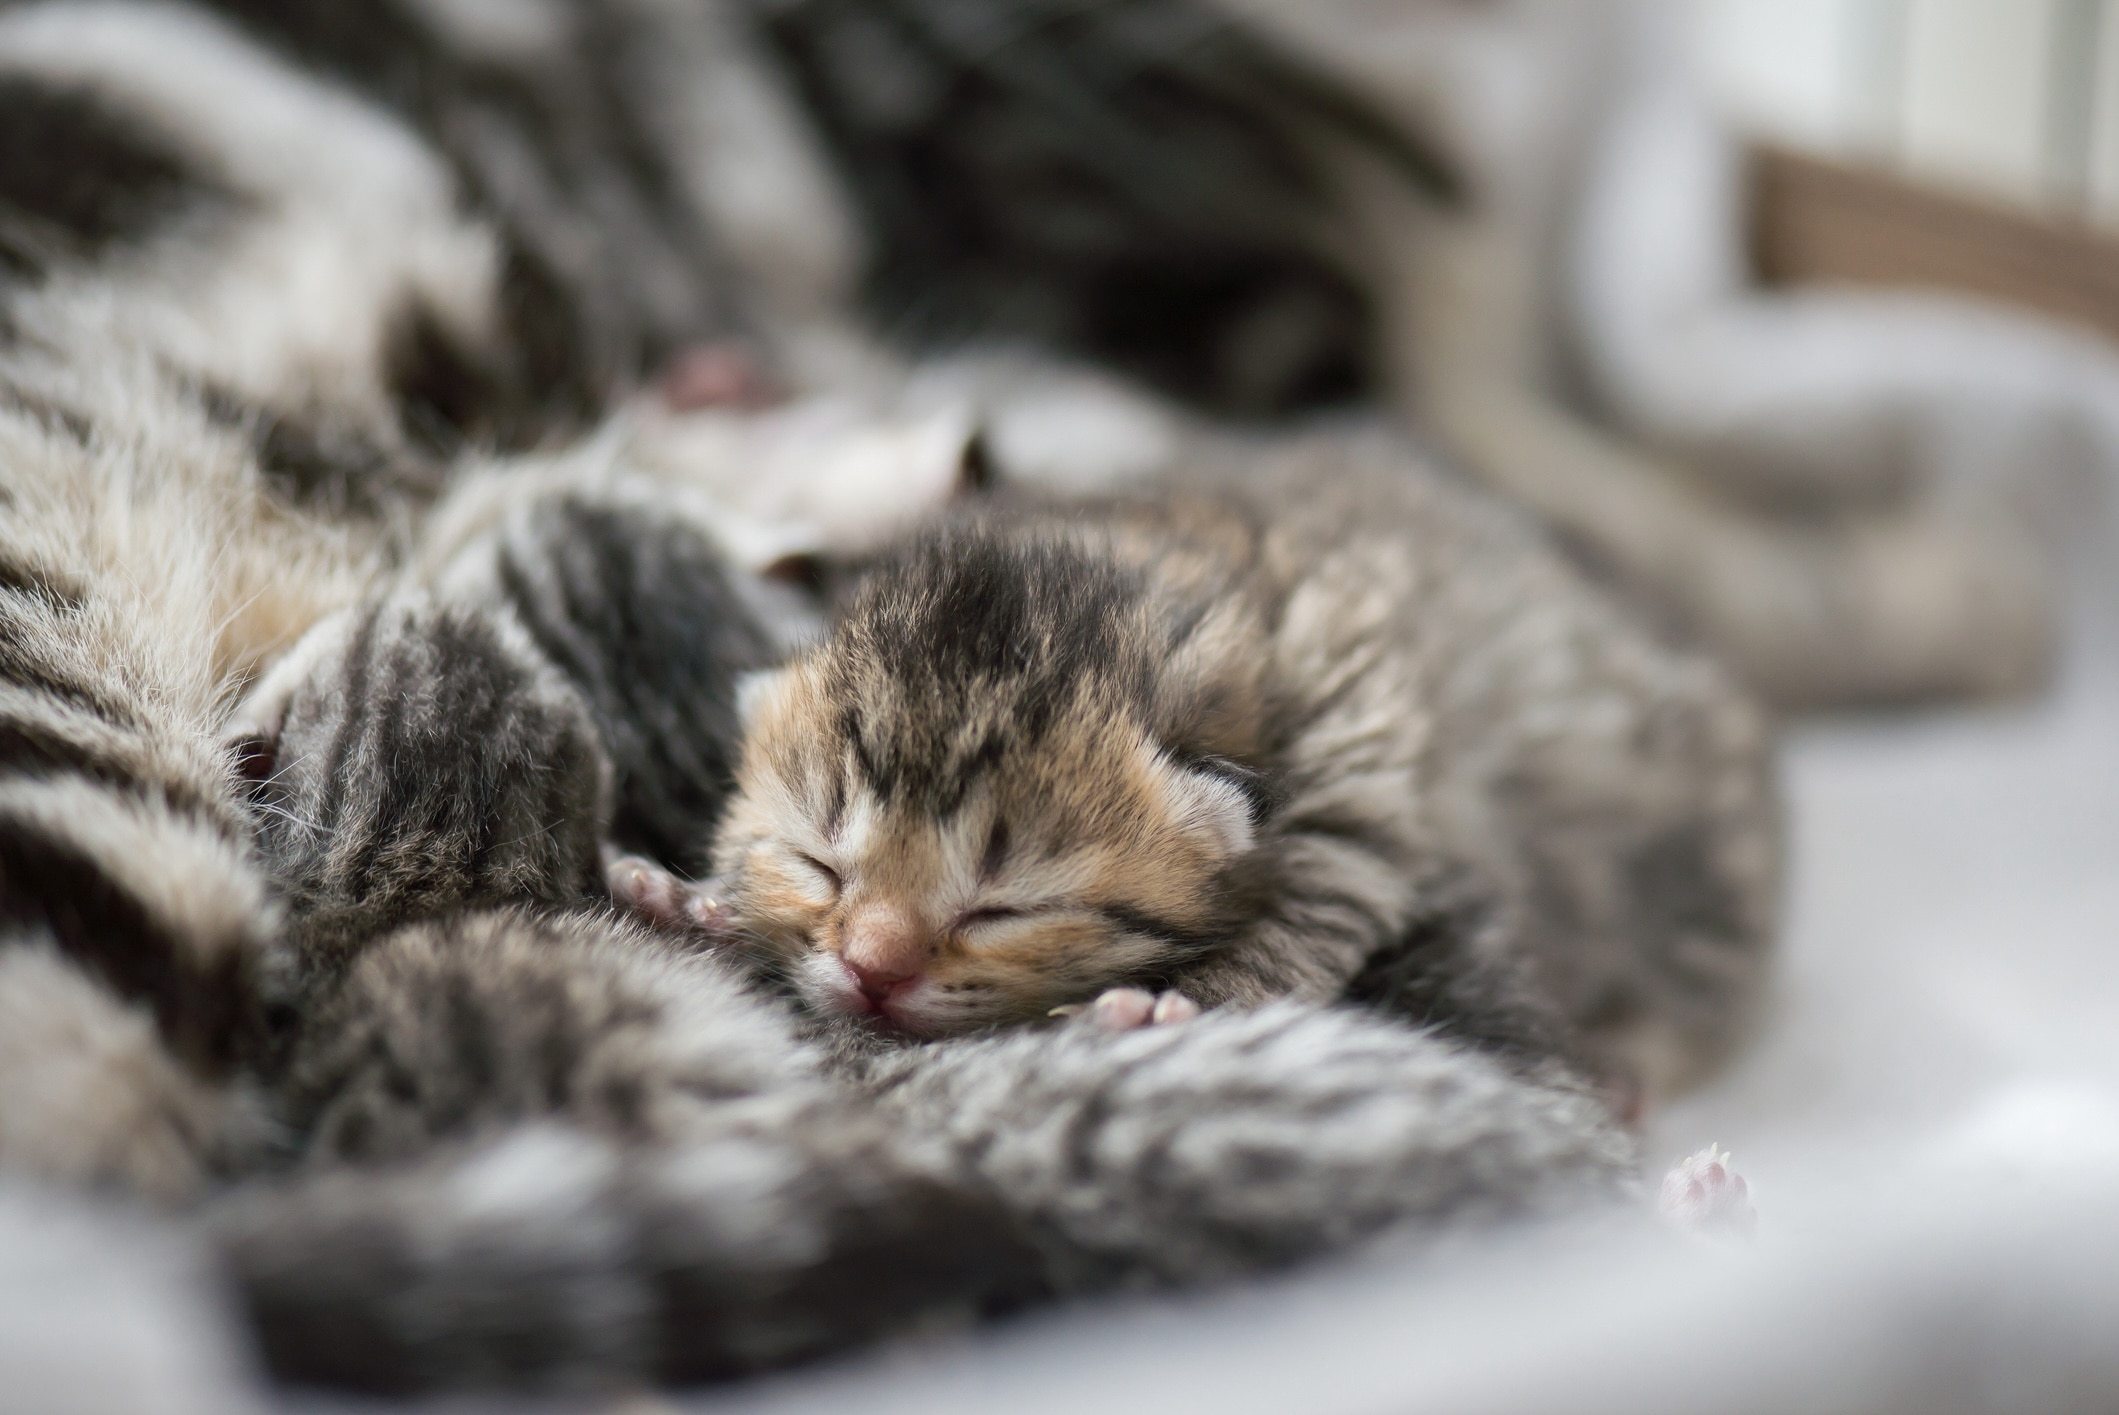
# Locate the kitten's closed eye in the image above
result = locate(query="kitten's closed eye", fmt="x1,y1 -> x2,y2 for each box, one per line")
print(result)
796,853 -> 843,894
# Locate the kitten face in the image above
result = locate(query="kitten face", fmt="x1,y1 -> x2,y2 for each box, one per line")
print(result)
715,527 -> 1265,1036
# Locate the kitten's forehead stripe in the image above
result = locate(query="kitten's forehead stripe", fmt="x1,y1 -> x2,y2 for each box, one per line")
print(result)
979,818 -> 1009,882
825,524 -> 1155,817
821,762 -> 847,842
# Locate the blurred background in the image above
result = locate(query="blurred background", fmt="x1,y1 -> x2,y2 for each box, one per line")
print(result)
1705,0 -> 2114,211
1703,0 -> 2119,337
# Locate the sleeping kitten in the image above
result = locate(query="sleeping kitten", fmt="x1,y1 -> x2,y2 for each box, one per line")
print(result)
628,430 -> 1778,1100
209,513 -> 1639,1393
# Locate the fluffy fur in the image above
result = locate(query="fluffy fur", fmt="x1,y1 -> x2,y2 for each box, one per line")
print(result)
0,347 -> 380,1196
228,591 -> 613,978
437,491 -> 779,876
748,0 -> 1457,416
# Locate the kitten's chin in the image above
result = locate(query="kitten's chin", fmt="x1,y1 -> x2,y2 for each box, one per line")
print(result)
795,954 -> 941,1036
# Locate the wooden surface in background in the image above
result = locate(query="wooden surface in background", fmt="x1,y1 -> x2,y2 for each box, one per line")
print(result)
1751,145 -> 2119,344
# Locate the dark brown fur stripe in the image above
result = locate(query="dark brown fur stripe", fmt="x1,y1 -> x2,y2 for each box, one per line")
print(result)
0,797 -> 257,1069
0,545 -> 84,608
0,74 -> 231,276
0,598 -> 144,730
0,570 -> 239,832
0,707 -> 240,835
1096,904 -> 1222,962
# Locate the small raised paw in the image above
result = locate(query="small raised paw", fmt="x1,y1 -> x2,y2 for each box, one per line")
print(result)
605,853 -> 734,941
1659,1143 -> 1757,1237
1051,988 -> 1200,1032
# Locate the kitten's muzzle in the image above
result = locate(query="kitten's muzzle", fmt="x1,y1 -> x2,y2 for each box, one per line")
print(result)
838,904 -> 933,1006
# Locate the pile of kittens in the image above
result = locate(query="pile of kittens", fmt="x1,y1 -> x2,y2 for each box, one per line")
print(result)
0,0 -> 1777,1396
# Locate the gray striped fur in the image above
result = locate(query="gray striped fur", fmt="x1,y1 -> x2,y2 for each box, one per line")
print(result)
215,905 -> 1634,1392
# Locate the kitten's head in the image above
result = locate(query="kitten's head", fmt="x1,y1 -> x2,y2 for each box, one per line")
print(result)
715,522 -> 1270,1035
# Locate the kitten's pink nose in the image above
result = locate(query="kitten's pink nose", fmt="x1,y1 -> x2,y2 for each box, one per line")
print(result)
840,905 -> 931,999
844,958 -> 914,1002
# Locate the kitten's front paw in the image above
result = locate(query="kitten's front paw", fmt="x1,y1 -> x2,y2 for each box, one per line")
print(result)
605,853 -> 735,942
1057,988 -> 1200,1031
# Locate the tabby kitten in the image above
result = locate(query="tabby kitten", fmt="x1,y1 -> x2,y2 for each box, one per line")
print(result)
206,504 -> 1639,1393
688,431 -> 1778,1097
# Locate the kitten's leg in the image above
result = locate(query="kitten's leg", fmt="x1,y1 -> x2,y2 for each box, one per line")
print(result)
861,1002 -> 1638,1286
213,1119 -> 1046,1393
220,908 -> 1047,1392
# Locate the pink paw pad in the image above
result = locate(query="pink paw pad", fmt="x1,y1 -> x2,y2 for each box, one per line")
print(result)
606,854 -> 735,941
1659,1143 -> 1757,1236
1052,988 -> 1200,1031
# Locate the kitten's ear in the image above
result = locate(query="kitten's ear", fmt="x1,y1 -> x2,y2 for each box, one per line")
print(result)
1159,753 -> 1265,862
735,668 -> 793,728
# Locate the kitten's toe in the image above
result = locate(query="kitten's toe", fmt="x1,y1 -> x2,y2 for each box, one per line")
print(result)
1088,988 -> 1158,1031
606,855 -> 689,927
1150,991 -> 1199,1026
1076,989 -> 1199,1031
1658,1144 -> 1756,1236
681,885 -> 736,939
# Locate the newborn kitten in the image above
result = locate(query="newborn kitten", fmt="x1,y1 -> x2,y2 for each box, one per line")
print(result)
657,432 -> 1778,1098
229,487 -> 785,991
